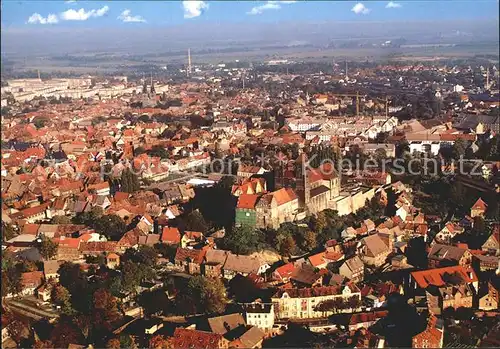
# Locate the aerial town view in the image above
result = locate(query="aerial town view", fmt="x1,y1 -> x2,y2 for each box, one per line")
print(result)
0,0 -> 499,348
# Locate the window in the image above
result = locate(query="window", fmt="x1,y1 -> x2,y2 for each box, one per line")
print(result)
301,300 -> 307,311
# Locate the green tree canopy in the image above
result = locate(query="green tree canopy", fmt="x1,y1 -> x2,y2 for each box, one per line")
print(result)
38,235 -> 58,260
184,275 -> 227,314
120,168 -> 141,193
220,225 -> 263,255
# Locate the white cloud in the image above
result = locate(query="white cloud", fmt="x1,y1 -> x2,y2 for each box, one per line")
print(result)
386,1 -> 402,8
65,0 -> 77,4
118,9 -> 146,23
182,1 -> 209,19
351,3 -> 370,15
247,1 -> 297,15
27,13 -> 58,24
60,5 -> 109,21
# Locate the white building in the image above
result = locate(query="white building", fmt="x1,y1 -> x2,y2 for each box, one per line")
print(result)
244,303 -> 275,332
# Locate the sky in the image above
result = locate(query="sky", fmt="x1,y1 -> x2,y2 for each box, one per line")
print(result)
1,0 -> 499,28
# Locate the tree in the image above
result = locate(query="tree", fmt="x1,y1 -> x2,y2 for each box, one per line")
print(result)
73,314 -> 92,341
185,275 -> 227,314
92,288 -> 121,332
50,320 -> 82,349
7,318 -> 28,345
1,223 -> 16,241
182,210 -> 211,234
94,215 -> 126,240
51,215 -> 72,224
311,212 -> 327,234
51,285 -> 75,314
278,235 -> 297,257
134,146 -> 147,156
106,338 -> 121,349
220,225 -> 263,255
149,335 -> 171,349
38,235 -> 58,260
58,262 -> 87,295
34,118 -> 47,129
120,168 -> 141,193
123,245 -> 158,267
302,231 -> 317,251
472,216 -> 486,235
148,144 -> 170,159
374,148 -> 388,162
33,340 -> 54,349
121,260 -> 143,292
452,139 -> 467,159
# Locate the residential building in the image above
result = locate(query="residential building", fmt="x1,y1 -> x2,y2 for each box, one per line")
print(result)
271,284 -> 361,320
470,197 -> 488,218
171,328 -> 229,349
222,253 -> 270,280
479,278 -> 499,311
244,303 -> 275,332
339,256 -> 365,282
106,253 -> 120,269
427,244 -> 472,268
358,234 -> 391,267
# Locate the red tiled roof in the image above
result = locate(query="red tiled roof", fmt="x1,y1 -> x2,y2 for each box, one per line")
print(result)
275,262 -> 296,279
471,197 -> 488,210
162,227 -> 181,244
272,188 -> 297,206
411,266 -> 478,289
21,271 -> 44,288
172,328 -> 223,349
175,247 -> 207,264
308,252 -> 327,267
54,237 -> 82,249
23,223 -> 40,235
236,194 -> 260,209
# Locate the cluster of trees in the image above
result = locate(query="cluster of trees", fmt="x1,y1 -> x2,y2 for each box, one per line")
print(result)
308,198 -> 385,244
120,168 -> 141,193
219,225 -> 266,255
73,208 -> 126,240
314,296 -> 361,312
269,223 -> 317,257
1,251 -> 33,297
175,275 -> 228,315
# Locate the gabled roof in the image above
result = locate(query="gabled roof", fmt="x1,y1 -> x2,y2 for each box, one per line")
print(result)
411,265 -> 478,289
428,244 -> 468,262
175,247 -> 207,264
208,313 -> 246,335
361,234 -> 389,257
308,252 -> 327,268
172,328 -> 223,349
471,197 -> 488,211
161,227 -> 181,244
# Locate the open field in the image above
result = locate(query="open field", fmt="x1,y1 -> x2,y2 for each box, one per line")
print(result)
4,42 -> 498,75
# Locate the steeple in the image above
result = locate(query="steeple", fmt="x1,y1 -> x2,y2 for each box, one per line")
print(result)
142,79 -> 148,94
